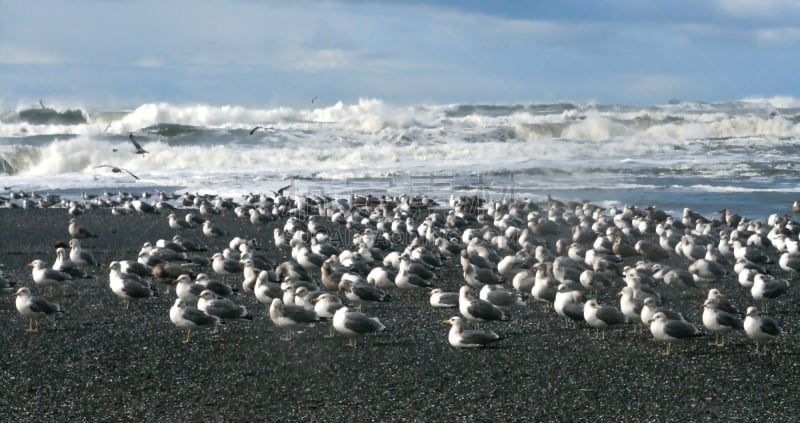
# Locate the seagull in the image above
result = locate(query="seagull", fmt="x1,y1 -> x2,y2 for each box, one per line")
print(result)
254,272 -> 281,306
395,268 -> 434,298
197,289 -> 252,327
39,99 -> 46,110
268,298 -> 319,341
648,311 -> 703,356
751,273 -> 790,307
28,259 -> 73,294
68,218 -> 97,239
332,305 -> 386,347
108,261 -> 154,308
93,165 -> 139,180
339,278 -> 391,309
195,273 -> 238,297
744,306 -> 785,355
640,296 -> 684,328
53,247 -> 88,279
428,288 -> 459,308
203,220 -> 226,238
706,288 -> 741,316
128,133 -> 148,154
458,285 -> 511,328
553,284 -> 585,327
168,213 -> 194,231
173,274 -> 206,303
479,284 -> 526,310
211,252 -> 243,278
69,238 -> 98,268
617,286 -> 644,332
583,299 -> 627,338
249,126 -> 274,136
13,287 -> 64,332
444,316 -> 504,348
169,299 -> 223,344
312,293 -> 346,337
702,298 -> 743,347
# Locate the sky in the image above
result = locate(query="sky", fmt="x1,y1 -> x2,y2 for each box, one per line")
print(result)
1,0 -> 799,109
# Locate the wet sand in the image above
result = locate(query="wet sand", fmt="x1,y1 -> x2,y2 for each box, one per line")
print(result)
0,202 -> 798,422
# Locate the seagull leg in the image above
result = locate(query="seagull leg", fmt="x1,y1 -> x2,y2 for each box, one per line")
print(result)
348,337 -> 357,347
182,329 -> 193,344
662,342 -> 672,356
281,329 -> 292,342
326,324 -> 335,338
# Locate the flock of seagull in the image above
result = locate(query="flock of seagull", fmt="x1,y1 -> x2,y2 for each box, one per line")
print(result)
3,189 -> 795,355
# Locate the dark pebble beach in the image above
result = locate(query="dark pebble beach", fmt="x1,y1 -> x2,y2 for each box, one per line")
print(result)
1,201 -> 799,422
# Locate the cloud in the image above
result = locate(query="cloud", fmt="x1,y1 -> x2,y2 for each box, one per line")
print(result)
714,0 -> 800,19
284,48 -> 357,73
0,42 -> 64,65
133,57 -> 166,68
754,27 -> 800,45
625,74 -> 696,98
1,0 -> 797,107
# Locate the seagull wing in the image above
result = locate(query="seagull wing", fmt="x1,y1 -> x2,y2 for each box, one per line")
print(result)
459,329 -> 501,346
129,134 -> 148,154
664,319 -> 701,339
29,296 -> 60,314
760,317 -> 783,337
119,167 -> 140,180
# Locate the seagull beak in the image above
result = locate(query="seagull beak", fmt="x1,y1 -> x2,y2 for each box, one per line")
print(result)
426,291 -> 433,296
11,292 -> 19,297
718,292 -> 726,298
26,262 -> 34,268
443,319 -> 450,325
312,297 -> 321,304
615,290 -> 623,298
648,318 -> 655,324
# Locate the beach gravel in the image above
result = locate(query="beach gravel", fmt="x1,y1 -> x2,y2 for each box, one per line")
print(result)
0,206 -> 799,422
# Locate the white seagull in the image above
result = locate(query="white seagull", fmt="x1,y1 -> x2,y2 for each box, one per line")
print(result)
170,299 -> 222,344
444,316 -> 504,348
13,287 -> 63,332
332,305 -> 386,347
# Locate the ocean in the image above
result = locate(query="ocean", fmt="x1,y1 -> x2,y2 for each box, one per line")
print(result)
2,97 -> 800,219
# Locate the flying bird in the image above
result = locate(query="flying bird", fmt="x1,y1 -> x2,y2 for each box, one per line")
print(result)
129,133 -> 148,154
39,99 -> 46,110
271,185 -> 292,196
250,126 -> 277,136
93,165 -> 140,180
